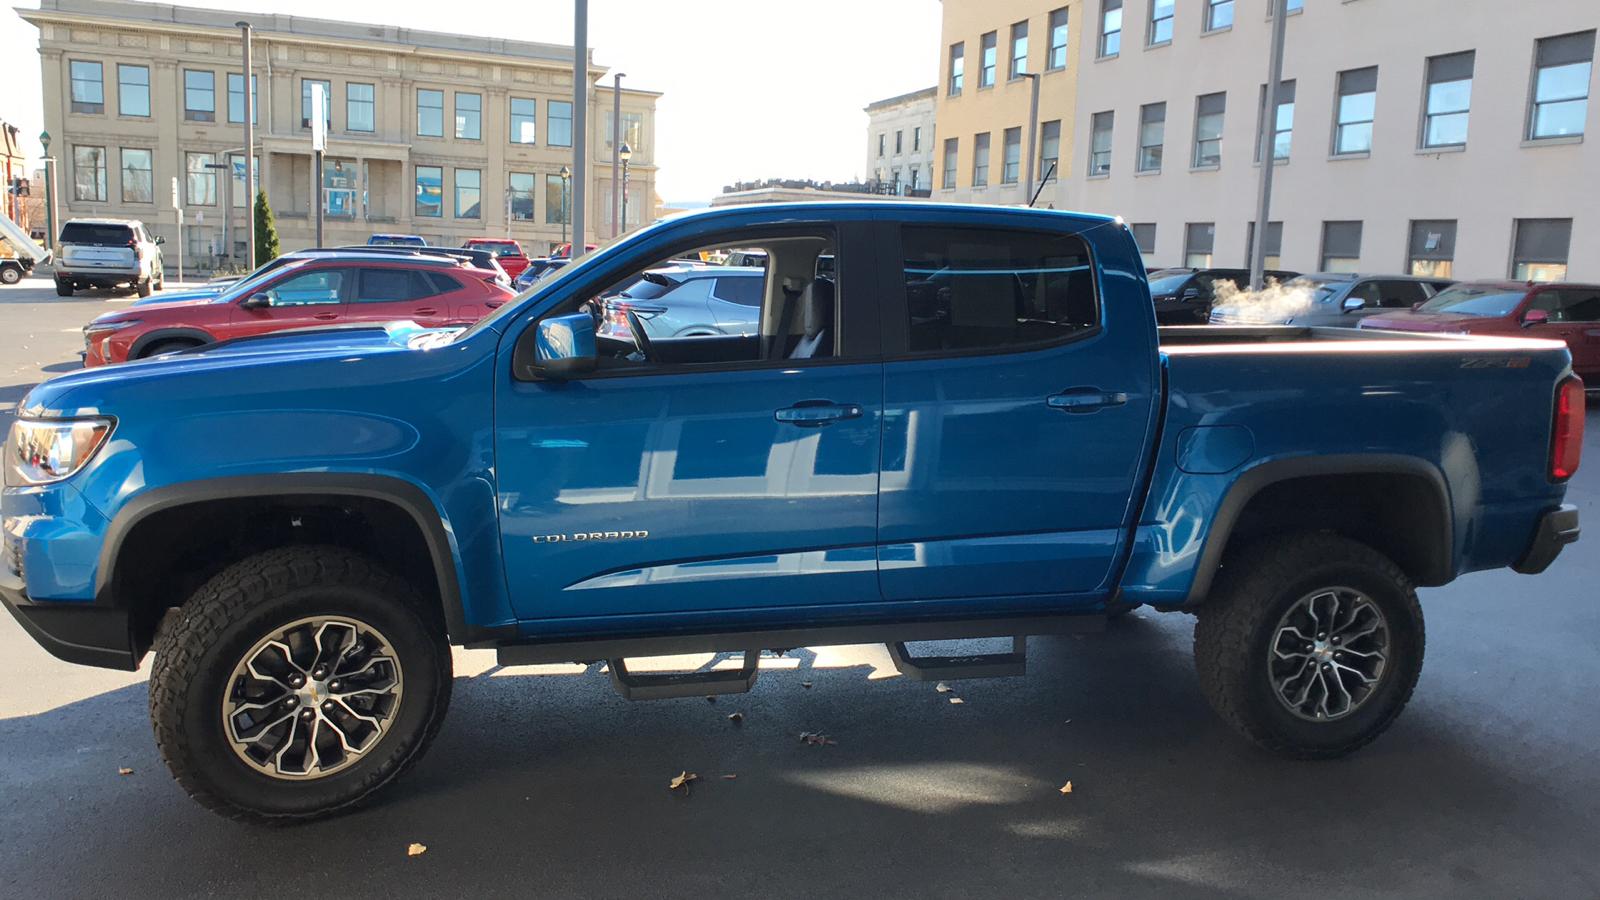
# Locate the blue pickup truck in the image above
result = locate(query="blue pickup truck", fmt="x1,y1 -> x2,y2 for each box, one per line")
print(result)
2,203 -> 1584,823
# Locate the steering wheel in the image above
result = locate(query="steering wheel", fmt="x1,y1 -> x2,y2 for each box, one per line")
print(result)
625,309 -> 656,363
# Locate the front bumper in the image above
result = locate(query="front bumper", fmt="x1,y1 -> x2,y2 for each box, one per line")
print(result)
0,571 -> 137,670
1512,503 -> 1580,575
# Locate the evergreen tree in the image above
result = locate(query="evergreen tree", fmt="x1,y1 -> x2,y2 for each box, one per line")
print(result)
253,189 -> 280,263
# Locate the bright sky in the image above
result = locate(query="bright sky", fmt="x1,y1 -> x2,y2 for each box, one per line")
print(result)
1,0 -> 943,202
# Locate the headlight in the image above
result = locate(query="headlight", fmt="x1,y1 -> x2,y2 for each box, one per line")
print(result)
83,320 -> 141,339
4,418 -> 115,486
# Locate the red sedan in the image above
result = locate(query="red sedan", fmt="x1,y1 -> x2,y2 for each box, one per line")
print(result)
1361,281 -> 1600,380
81,255 -> 514,366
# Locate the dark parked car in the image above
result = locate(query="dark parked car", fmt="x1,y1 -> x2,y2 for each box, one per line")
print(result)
1148,267 -> 1300,325
1210,273 -> 1455,326
1361,281 -> 1600,380
596,264 -> 765,340
368,234 -> 426,247
514,257 -> 567,290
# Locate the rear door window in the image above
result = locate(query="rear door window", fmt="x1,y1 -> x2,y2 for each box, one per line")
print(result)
355,267 -> 421,303
900,226 -> 1099,353
712,275 -> 763,307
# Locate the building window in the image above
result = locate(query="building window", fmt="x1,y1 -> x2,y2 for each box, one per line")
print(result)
1421,52 -> 1473,148
72,146 -> 106,201
980,32 -> 998,88
1407,220 -> 1456,278
1048,8 -> 1071,70
509,172 -> 536,220
117,64 -> 148,117
186,151 -> 217,206
949,42 -> 965,96
70,61 -> 103,115
1257,80 -> 1295,161
227,73 -> 258,124
300,79 -> 331,129
1131,223 -> 1157,266
417,89 -> 444,137
1245,221 -> 1284,269
1184,223 -> 1215,268
896,130 -> 904,154
1138,102 -> 1165,172
1149,0 -> 1174,45
607,112 -> 644,156
1334,67 -> 1378,155
545,173 -> 571,224
972,132 -> 991,185
1090,111 -> 1114,174
1206,0 -> 1234,32
415,165 -> 442,217
454,93 -> 482,140
1320,220 -> 1363,272
1010,21 -> 1029,79
878,133 -> 885,157
511,97 -> 537,144
1530,31 -> 1594,140
184,70 -> 216,123
913,126 -> 922,151
549,101 -> 573,147
910,166 -> 920,191
346,83 -> 375,132
943,137 -> 959,188
1511,219 -> 1572,281
1040,120 -> 1061,179
455,169 -> 481,218
1193,92 -> 1225,167
1100,0 -> 1123,57
120,148 -> 152,203
1002,127 -> 1022,183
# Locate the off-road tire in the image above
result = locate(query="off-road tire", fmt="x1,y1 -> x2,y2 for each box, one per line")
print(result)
149,546 -> 452,824
136,277 -> 152,298
55,278 -> 72,296
1193,533 -> 1424,759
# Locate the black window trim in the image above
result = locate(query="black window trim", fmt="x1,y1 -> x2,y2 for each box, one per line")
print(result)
514,222 -> 878,382
873,219 -> 1106,364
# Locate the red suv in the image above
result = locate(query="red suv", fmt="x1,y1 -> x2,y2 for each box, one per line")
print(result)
463,238 -> 530,279
1360,281 -> 1600,379
81,255 -> 514,366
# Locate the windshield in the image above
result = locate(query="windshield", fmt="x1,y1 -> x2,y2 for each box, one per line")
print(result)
1417,286 -> 1527,317
474,243 -> 521,257
1284,277 -> 1345,303
1147,272 -> 1193,293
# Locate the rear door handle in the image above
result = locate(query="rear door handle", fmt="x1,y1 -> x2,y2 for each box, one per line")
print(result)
313,312 -> 339,320
486,300 -> 505,309
1048,388 -> 1128,413
775,401 -> 864,427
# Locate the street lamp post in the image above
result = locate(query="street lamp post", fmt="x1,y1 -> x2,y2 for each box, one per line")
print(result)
560,165 -> 570,247
38,131 -> 57,253
1021,73 -> 1041,205
619,143 -> 631,235
610,72 -> 624,238
238,20 -> 255,269
1249,0 -> 1291,291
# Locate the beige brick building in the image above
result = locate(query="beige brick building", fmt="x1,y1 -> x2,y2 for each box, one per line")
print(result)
20,0 -> 659,270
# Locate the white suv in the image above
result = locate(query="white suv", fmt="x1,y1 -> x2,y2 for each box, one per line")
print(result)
55,218 -> 165,298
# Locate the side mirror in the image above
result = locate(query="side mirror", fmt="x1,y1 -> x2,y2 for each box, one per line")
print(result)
1342,296 -> 1365,312
1411,301 -> 1424,312
1181,288 -> 1200,301
1522,309 -> 1550,327
153,236 -> 165,245
529,312 -> 597,380
239,293 -> 271,310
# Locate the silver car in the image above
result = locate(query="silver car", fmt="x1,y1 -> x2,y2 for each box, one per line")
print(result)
597,265 -> 765,340
1210,273 -> 1455,326
55,218 -> 165,297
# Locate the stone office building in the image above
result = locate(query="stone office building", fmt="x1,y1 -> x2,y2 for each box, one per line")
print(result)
21,0 -> 659,270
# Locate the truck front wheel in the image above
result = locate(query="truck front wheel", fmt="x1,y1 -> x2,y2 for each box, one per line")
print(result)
1193,533 -> 1424,759
149,546 -> 452,823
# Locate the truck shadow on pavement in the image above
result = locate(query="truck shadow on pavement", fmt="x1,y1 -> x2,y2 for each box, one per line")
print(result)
3,613 -> 1596,899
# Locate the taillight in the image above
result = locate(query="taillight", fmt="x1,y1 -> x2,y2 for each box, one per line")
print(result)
129,237 -> 142,260
1551,375 -> 1585,481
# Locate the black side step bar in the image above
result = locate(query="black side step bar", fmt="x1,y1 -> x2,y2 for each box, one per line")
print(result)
607,651 -> 760,700
886,636 -> 1027,681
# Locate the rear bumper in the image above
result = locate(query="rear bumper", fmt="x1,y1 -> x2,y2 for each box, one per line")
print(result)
1513,503 -> 1580,575
0,572 -> 138,670
57,264 -> 143,282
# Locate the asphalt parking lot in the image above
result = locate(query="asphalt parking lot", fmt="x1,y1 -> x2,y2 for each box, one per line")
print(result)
2,270 -> 1599,900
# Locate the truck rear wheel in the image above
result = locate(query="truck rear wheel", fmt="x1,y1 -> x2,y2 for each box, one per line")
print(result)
136,276 -> 152,298
0,265 -> 20,285
1193,533 -> 1424,759
149,546 -> 452,824
55,277 -> 72,296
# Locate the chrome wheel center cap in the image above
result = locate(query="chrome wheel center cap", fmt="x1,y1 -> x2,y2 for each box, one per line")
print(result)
296,680 -> 329,709
1312,640 -> 1334,661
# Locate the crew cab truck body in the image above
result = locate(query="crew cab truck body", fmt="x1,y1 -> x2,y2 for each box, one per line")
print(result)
1,203 -> 1583,823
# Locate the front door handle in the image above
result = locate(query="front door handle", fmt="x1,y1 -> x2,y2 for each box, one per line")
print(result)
775,401 -> 864,427
1048,388 -> 1128,413
414,307 -> 438,316
313,312 -> 339,320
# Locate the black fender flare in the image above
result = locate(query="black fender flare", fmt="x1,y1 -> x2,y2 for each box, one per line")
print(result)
95,473 -> 496,644
127,328 -> 215,359
1185,454 -> 1454,604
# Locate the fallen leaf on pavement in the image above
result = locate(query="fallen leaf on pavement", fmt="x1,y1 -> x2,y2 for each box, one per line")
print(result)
721,774 -> 738,780
949,697 -> 964,705
117,767 -> 133,775
1059,782 -> 1073,794
408,843 -> 427,856
798,731 -> 838,746
800,682 -> 813,689
728,712 -> 743,724
705,695 -> 716,703
669,771 -> 699,792
936,682 -> 953,693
